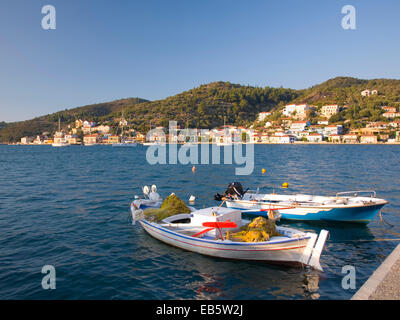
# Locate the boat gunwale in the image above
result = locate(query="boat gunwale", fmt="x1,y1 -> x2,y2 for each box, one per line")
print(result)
140,220 -> 312,246
227,198 -> 388,210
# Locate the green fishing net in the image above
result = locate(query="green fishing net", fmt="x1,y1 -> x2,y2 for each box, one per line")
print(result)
144,194 -> 191,222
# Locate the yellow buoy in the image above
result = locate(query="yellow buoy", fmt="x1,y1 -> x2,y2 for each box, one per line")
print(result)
261,168 -> 266,174
282,182 -> 289,188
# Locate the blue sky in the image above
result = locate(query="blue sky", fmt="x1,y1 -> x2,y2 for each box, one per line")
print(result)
0,0 -> 399,122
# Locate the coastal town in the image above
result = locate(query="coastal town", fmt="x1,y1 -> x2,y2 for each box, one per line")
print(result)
15,89 -> 400,146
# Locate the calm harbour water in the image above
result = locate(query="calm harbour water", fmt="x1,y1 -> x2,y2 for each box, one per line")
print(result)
0,144 -> 399,300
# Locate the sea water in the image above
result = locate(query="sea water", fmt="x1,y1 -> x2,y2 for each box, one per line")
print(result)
0,144 -> 399,299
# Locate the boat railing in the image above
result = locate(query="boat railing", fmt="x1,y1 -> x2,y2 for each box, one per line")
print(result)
246,189 -> 260,195
335,190 -> 376,198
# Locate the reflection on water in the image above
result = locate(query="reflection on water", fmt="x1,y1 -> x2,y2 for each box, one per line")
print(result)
0,145 -> 399,299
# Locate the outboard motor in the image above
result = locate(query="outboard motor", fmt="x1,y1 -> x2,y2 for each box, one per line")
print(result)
143,185 -> 150,198
214,182 -> 248,201
149,186 -> 161,202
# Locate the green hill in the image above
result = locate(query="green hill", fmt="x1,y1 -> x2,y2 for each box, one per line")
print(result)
122,81 -> 300,132
1,77 -> 400,142
0,98 -> 147,142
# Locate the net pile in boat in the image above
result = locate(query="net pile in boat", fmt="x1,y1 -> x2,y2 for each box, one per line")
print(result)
230,217 -> 282,242
144,194 -> 191,222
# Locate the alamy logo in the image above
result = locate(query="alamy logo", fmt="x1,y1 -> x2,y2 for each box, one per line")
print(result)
341,265 -> 356,290
41,5 -> 56,30
341,5 -> 356,30
41,265 -> 56,290
145,121 -> 254,175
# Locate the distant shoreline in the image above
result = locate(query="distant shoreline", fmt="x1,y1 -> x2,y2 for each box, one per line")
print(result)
6,142 -> 400,146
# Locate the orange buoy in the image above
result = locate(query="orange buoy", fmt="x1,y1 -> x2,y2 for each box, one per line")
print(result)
261,168 -> 266,174
192,165 -> 196,173
282,182 -> 289,188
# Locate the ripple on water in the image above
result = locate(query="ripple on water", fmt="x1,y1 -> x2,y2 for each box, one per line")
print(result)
0,145 -> 399,299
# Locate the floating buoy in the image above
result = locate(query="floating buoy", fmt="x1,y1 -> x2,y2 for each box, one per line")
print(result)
261,168 -> 266,174
192,165 -> 196,173
282,182 -> 289,188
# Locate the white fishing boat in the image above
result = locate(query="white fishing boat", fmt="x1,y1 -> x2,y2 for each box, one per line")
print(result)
216,116 -> 233,146
142,141 -> 166,146
112,139 -> 137,147
52,140 -> 70,147
112,113 -> 137,147
133,206 -> 329,271
52,118 -> 70,147
215,183 -> 388,224
131,186 -> 196,219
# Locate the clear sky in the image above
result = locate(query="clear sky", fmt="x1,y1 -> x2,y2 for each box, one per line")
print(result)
0,0 -> 399,122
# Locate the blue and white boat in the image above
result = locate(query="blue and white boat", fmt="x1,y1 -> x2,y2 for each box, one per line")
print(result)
215,183 -> 388,224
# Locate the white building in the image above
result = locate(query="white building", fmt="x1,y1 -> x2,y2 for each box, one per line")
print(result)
95,125 -> 111,134
307,133 -> 323,143
257,112 -> 271,122
20,136 -> 34,144
324,125 -> 343,136
361,89 -> 378,97
290,121 -> 309,133
321,105 -> 340,118
282,104 -> 310,118
282,104 -> 296,116
383,112 -> 400,119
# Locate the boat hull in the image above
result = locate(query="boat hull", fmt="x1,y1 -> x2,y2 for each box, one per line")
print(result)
139,220 -> 313,265
226,201 -> 385,223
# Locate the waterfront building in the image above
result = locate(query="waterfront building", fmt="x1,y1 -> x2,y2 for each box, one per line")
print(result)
20,136 -> 34,144
307,133 -> 323,143
68,136 -> 81,145
83,134 -> 100,145
343,134 -> 358,143
107,135 -> 120,144
379,134 -> 389,142
53,131 -> 69,146
136,132 -> 145,142
249,132 -> 261,143
269,134 -> 295,144
360,135 -> 378,144
329,134 -> 342,143
33,135 -> 46,144
324,124 -> 343,136
261,133 -> 270,143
